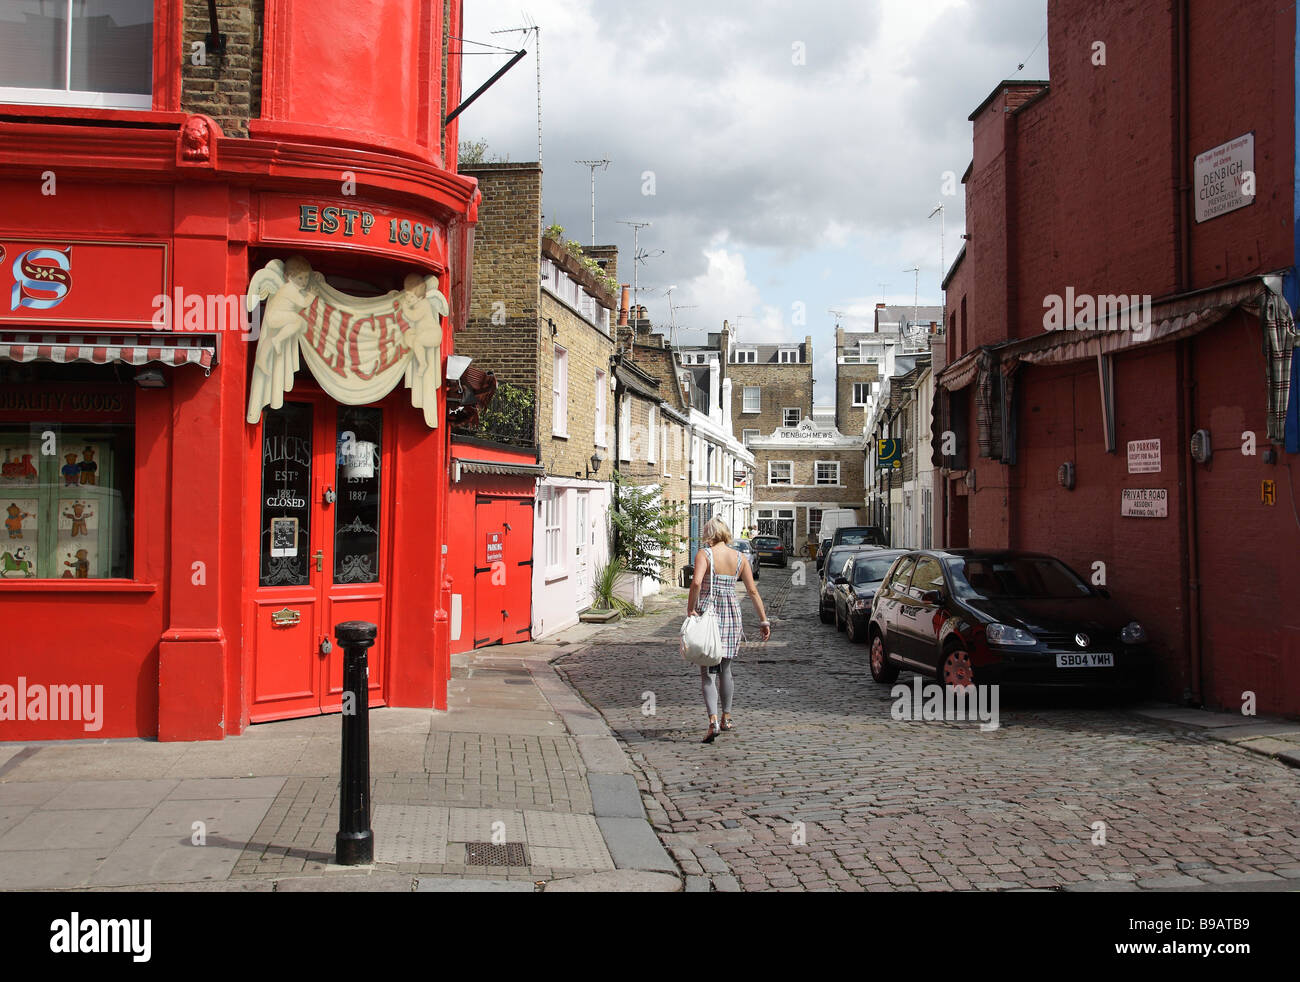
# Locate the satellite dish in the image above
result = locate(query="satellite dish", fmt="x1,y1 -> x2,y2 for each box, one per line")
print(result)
902,317 -> 929,345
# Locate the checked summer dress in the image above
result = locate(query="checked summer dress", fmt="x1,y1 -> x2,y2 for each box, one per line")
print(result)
698,546 -> 746,659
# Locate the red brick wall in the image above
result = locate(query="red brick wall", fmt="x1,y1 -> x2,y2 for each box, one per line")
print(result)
949,0 -> 1298,712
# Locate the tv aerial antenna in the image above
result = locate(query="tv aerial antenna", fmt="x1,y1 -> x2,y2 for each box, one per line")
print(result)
575,158 -> 610,244
492,15 -> 541,208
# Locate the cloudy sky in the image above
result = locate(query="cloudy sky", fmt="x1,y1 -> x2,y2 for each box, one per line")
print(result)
460,0 -> 1050,404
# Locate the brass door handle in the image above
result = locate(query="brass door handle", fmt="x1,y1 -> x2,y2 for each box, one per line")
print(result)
314,550 -> 323,572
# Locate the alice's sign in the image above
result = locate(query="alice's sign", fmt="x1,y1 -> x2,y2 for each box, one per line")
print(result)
245,257 -> 448,428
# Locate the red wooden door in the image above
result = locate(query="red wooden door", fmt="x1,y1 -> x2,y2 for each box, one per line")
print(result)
472,495 -> 533,648
249,396 -> 389,721
503,497 -> 534,643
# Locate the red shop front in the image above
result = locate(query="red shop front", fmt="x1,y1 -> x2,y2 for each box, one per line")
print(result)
0,0 -> 479,741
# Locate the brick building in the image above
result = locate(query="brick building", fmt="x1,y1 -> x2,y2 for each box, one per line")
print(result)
835,304 -> 941,437
937,0 -> 1300,714
457,163 -> 620,637
613,312 -> 693,591
676,328 -> 756,549
749,416 -> 868,556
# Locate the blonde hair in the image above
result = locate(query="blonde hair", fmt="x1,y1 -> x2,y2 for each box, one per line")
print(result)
702,516 -> 732,546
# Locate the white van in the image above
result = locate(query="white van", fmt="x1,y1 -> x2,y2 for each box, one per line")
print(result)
818,508 -> 860,546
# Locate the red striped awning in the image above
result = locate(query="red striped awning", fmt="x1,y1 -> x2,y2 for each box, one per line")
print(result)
0,332 -> 216,373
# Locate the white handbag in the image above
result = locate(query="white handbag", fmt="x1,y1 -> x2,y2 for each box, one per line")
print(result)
681,547 -> 724,667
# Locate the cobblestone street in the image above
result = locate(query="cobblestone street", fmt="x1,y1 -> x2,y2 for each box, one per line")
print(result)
556,569 -> 1300,892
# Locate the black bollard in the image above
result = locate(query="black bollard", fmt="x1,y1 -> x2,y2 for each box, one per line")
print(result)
335,620 -> 377,865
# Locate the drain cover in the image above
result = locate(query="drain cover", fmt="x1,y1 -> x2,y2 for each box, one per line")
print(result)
464,842 -> 528,866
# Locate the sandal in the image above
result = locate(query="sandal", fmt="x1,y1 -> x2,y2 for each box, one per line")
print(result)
720,715 -> 734,732
702,718 -> 720,744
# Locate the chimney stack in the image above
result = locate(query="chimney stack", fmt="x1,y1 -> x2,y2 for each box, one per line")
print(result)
618,285 -> 630,326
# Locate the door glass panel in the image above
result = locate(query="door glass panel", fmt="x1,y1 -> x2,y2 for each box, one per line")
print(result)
259,402 -> 312,587
335,406 -> 382,584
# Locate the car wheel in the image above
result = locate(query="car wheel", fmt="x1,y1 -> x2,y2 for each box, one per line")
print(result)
835,604 -> 846,632
845,612 -> 860,643
939,646 -> 975,688
869,633 -> 899,683
818,601 -> 833,624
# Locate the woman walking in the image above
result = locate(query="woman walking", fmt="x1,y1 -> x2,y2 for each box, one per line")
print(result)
688,517 -> 771,743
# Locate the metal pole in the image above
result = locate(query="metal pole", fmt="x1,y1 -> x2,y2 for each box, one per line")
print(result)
335,620 -> 376,865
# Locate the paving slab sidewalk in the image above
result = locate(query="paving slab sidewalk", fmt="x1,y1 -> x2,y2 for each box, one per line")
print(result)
1128,704 -> 1300,768
0,598 -> 685,894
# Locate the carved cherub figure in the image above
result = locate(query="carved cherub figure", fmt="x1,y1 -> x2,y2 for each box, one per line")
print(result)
399,272 -> 449,428
246,257 -> 313,424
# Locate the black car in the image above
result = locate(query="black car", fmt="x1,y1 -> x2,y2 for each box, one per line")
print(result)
831,549 -> 906,642
815,526 -> 886,572
733,538 -> 760,581
818,544 -> 878,623
867,549 -> 1154,691
751,535 -> 787,568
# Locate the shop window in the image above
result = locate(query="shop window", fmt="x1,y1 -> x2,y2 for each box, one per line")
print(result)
0,0 -> 154,110
1,422 -> 134,579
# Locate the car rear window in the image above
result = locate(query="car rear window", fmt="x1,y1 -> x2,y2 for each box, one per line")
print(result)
754,537 -> 779,547
947,556 -> 1093,599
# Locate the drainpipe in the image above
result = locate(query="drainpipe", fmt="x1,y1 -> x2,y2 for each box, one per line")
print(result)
1173,0 -> 1202,705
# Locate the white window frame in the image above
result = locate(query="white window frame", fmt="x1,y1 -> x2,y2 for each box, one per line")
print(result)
742,428 -> 759,446
0,1 -> 155,111
808,508 -> 824,536
662,424 -> 672,478
594,370 -> 607,447
733,348 -> 757,363
816,460 -> 840,486
852,382 -> 871,406
768,461 -> 793,485
742,386 -> 761,413
782,407 -> 800,427
619,397 -> 632,461
648,406 -> 657,464
544,488 -> 566,576
552,346 -> 568,437
779,348 -> 799,364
